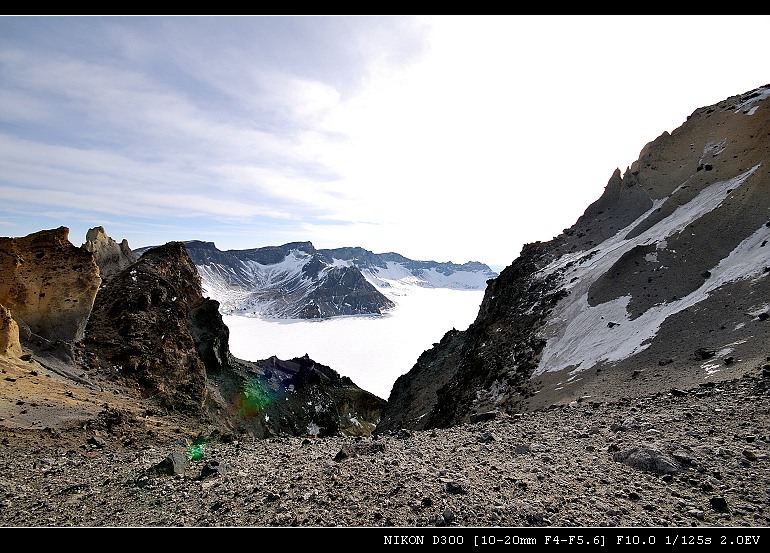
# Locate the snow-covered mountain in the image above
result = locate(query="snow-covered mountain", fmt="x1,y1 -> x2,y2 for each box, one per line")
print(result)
322,247 -> 497,297
376,83 -> 770,433
136,241 -> 497,319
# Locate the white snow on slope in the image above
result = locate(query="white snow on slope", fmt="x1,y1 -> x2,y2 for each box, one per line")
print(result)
200,248 -> 492,317
198,249 -> 316,316
357,261 -> 491,298
197,267 -> 252,311
735,86 -> 770,115
535,163 -> 766,377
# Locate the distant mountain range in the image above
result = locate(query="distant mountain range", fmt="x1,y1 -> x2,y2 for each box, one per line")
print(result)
135,241 -> 498,319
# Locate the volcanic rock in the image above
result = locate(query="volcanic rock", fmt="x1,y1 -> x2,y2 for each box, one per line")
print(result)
0,226 -> 100,344
83,241 -> 211,415
0,304 -> 22,358
81,225 -> 137,280
81,240 -> 385,437
377,83 -> 770,433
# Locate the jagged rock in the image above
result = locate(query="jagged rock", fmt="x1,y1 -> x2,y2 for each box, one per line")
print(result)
0,304 -> 22,358
709,496 -> 729,512
81,226 -> 137,280
83,240 -> 385,438
83,241 -> 211,415
612,444 -> 681,474
333,441 -> 385,462
0,227 -> 101,343
199,459 -> 230,479
218,354 -> 387,439
150,451 -> 189,477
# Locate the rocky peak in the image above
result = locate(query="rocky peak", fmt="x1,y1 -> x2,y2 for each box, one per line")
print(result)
0,304 -> 22,358
81,225 -> 137,280
83,240 -> 385,436
83,241 -> 211,415
377,83 -> 770,433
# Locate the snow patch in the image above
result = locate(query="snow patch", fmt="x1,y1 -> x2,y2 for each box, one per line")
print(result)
307,423 -> 321,436
734,86 -> 770,114
536,165 -> 764,376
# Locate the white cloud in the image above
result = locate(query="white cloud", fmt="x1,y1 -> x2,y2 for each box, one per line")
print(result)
1,15 -> 769,266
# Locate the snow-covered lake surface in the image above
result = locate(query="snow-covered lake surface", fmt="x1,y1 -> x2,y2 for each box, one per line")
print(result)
224,287 -> 485,400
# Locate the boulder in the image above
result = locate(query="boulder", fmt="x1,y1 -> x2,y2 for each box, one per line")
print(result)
0,227 -> 101,343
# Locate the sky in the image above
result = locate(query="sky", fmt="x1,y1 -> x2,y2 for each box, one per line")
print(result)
1,15 -> 769,269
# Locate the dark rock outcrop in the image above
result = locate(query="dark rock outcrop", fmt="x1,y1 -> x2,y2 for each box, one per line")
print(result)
210,354 -> 386,438
298,264 -> 389,319
83,241 -> 211,414
377,243 -> 565,433
80,240 -> 385,436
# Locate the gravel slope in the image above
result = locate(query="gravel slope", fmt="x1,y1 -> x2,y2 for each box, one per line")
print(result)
1,365 -> 768,530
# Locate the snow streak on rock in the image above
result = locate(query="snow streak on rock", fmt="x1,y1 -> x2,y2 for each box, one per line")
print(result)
535,164 -> 764,377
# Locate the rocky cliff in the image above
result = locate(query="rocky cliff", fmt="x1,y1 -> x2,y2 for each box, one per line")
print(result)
82,238 -> 385,437
0,304 -> 22,359
376,83 -> 770,434
0,227 -> 101,344
0,229 -> 385,440
82,241 -> 212,415
0,227 -> 102,383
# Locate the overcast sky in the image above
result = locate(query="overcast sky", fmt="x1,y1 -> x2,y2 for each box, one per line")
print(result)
1,15 -> 768,269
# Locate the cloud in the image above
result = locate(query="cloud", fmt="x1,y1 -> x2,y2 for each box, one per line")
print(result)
1,15 -> 769,266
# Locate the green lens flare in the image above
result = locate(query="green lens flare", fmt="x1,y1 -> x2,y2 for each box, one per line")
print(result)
188,436 -> 208,461
237,378 -> 277,418
189,442 -> 206,461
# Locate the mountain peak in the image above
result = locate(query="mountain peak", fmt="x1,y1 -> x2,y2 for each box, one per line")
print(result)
376,82 -> 770,433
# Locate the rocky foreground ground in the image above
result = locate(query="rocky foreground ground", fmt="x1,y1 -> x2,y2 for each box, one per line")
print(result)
1,364 -> 769,533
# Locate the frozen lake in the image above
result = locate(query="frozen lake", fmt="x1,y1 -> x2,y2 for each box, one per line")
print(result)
224,287 -> 485,400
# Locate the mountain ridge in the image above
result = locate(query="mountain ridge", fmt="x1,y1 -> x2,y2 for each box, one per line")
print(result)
135,240 -> 497,319
375,82 -> 770,434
